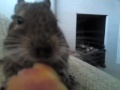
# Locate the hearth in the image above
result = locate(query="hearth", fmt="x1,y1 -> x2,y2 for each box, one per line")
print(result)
76,14 -> 106,68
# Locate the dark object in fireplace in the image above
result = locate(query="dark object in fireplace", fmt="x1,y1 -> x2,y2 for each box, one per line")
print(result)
77,44 -> 106,68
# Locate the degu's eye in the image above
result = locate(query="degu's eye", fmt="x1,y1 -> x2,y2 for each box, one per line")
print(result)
16,16 -> 24,25
12,15 -> 24,25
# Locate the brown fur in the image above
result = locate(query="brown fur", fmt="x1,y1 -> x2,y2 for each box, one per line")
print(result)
1,0 -> 76,90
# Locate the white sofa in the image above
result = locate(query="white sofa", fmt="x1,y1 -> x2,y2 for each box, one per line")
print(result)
0,13 -> 10,60
69,55 -> 120,90
0,13 -> 120,90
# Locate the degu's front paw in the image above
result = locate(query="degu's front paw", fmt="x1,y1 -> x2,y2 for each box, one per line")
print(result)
65,75 -> 78,90
0,85 -> 6,90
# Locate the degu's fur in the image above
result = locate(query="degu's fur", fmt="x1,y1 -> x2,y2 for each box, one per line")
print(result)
2,0 -> 76,90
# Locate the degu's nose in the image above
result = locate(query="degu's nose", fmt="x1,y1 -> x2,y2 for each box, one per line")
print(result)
32,44 -> 52,58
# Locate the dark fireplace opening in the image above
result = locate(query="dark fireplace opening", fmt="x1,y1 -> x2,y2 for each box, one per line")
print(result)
76,14 -> 106,68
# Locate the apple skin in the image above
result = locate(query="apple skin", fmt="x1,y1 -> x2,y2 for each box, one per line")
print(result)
6,63 -> 68,90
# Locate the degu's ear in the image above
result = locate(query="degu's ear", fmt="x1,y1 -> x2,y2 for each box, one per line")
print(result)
15,0 -> 25,13
17,0 -> 25,4
44,0 -> 51,8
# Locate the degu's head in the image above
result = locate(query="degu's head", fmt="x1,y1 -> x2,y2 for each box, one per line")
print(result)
4,0 -> 69,65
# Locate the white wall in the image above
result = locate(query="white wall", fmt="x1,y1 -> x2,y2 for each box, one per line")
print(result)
0,0 -> 17,18
117,25 -> 120,64
56,0 -> 120,79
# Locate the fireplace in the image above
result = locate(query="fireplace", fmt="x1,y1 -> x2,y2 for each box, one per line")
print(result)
76,14 -> 106,68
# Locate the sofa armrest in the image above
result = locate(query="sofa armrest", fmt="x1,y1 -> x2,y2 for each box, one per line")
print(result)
68,55 -> 120,90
